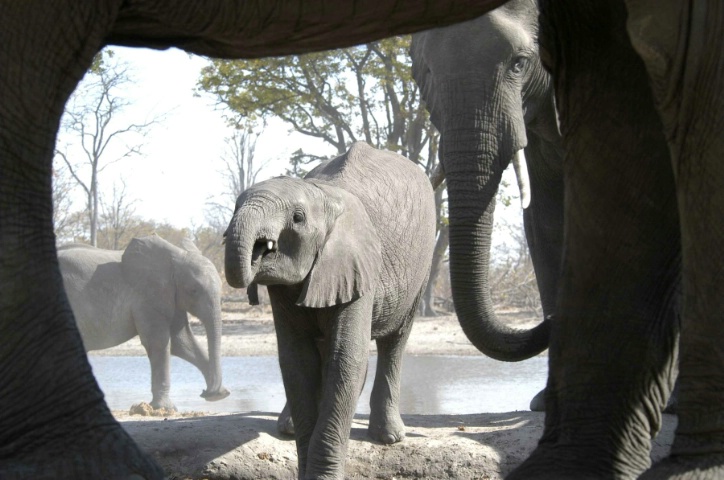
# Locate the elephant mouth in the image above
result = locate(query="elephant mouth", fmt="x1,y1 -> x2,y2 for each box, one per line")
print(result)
252,238 -> 277,266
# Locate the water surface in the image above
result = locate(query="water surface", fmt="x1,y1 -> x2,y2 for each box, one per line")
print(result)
89,355 -> 547,414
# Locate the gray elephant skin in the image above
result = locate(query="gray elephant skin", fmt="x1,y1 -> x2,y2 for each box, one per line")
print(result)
3,1 -> 724,480
0,2 -> 503,478
58,235 -> 230,410
411,0 -> 564,412
224,142 -> 437,479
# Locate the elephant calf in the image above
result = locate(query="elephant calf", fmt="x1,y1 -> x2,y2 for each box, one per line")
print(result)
225,142 -> 437,479
58,234 -> 230,410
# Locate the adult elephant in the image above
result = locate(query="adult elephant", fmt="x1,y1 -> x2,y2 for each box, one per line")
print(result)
410,0 -> 564,405
507,1 -> 723,478
0,1 -> 508,478
58,235 -> 230,410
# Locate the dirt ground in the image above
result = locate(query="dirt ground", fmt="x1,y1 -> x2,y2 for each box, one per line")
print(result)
103,305 -> 676,479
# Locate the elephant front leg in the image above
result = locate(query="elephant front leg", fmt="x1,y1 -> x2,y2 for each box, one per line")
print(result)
509,2 -> 681,478
306,299 -> 372,480
368,319 -> 413,444
136,308 -> 175,410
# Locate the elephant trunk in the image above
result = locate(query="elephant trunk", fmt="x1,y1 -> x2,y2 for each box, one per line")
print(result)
443,95 -> 550,361
200,303 -> 229,401
225,208 -> 257,289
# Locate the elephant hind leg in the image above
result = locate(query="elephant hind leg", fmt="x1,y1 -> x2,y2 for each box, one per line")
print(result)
368,313 -> 415,445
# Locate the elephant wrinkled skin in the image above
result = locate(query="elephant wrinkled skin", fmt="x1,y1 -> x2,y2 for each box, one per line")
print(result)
224,142 -> 437,479
2,0 -> 724,479
411,0 -> 564,410
58,235 -> 230,410
0,2 -> 506,478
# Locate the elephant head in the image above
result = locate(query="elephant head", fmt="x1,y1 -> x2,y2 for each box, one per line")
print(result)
121,235 -> 227,400
224,176 -> 382,308
411,0 -> 555,361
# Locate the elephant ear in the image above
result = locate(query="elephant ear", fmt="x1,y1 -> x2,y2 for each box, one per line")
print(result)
121,235 -> 177,318
297,184 -> 382,308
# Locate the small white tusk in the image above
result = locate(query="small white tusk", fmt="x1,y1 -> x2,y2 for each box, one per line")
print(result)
513,149 -> 532,209
267,240 -> 275,251
552,90 -> 562,137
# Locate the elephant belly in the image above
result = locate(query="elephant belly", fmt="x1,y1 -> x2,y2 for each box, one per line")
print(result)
67,288 -> 137,352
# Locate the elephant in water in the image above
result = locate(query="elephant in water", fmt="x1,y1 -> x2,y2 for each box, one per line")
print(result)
411,0 -> 564,412
58,235 -> 230,410
224,142 -> 437,479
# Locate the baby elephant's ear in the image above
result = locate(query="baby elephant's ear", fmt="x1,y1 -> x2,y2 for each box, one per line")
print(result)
297,185 -> 382,308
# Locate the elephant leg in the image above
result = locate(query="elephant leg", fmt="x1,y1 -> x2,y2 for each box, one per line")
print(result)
0,4 -> 162,478
277,402 -> 295,436
368,317 -> 413,444
135,308 -> 175,410
510,2 -> 681,478
629,2 -> 724,477
170,311 -> 209,374
307,298 -> 372,479
523,136 -> 565,412
268,291 -> 324,479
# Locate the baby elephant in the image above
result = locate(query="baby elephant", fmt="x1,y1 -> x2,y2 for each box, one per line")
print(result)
59,235 -> 230,410
225,142 -> 436,479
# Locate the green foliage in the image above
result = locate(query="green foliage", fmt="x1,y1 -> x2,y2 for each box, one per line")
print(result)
197,36 -> 439,175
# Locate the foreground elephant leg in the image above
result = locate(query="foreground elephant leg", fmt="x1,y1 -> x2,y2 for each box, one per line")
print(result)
368,316 -> 414,444
0,4 -> 162,477
627,2 -> 724,478
510,2 -> 681,478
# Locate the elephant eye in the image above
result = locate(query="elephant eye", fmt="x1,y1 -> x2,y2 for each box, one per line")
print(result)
511,56 -> 529,75
292,210 -> 305,224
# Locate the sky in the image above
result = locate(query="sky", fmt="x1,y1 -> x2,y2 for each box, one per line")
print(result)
58,46 -> 327,229
57,45 -> 523,249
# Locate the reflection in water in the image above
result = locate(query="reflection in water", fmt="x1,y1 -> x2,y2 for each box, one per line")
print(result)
89,355 -> 547,414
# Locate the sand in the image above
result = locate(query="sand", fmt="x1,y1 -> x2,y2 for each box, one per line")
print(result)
101,305 -> 676,479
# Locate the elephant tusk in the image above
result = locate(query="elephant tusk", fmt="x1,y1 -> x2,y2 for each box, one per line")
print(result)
513,149 -> 532,209
267,240 -> 275,251
552,90 -> 562,137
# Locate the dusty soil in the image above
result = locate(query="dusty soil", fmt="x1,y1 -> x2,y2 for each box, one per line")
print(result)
102,305 -> 676,479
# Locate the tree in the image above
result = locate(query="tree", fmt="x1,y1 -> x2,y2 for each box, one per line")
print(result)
97,180 -> 138,250
198,36 -> 449,315
205,128 -> 269,232
55,49 -> 160,246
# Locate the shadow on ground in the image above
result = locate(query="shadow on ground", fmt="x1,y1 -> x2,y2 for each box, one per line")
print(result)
120,411 -> 676,480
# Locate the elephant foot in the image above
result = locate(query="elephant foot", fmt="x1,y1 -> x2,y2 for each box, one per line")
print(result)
200,386 -> 231,402
640,454 -> 724,480
368,410 -> 405,444
149,398 -> 177,411
507,443 -> 645,480
1,402 -> 163,479
277,403 -> 294,436
529,388 -> 546,412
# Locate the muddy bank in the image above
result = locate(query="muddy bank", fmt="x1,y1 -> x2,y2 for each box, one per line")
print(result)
107,308 -> 673,478
118,410 -> 676,479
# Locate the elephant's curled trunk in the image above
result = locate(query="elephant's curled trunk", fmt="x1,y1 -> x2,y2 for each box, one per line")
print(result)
225,211 -> 255,289
445,124 -> 550,362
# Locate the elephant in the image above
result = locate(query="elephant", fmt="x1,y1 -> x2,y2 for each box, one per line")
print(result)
0,2 -> 505,478
410,0 -> 564,412
506,1 -> 723,478
58,235 -> 230,410
224,141 -> 437,479
3,1 -> 724,479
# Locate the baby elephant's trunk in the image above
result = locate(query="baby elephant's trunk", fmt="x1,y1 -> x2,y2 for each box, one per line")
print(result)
224,212 -> 254,289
